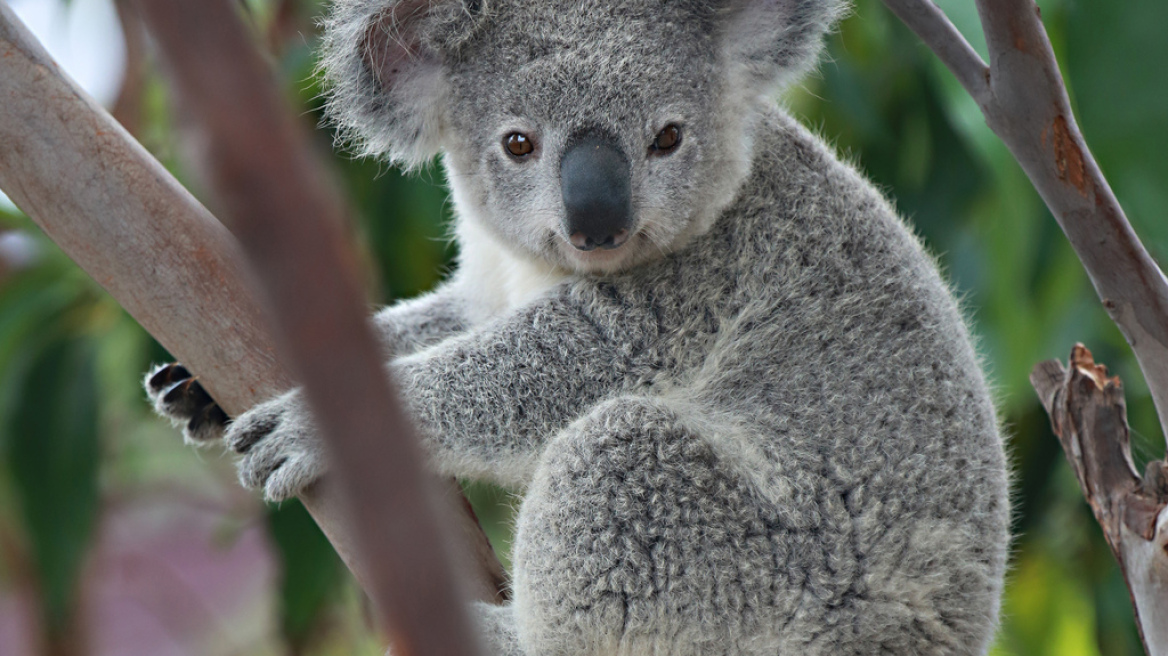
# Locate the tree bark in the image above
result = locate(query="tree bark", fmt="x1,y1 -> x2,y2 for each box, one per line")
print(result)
0,5 -> 504,652
878,1 -> 1168,650
880,0 -> 1168,442
1032,347 -> 1168,656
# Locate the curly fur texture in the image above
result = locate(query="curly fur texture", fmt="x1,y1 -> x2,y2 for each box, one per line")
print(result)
149,1 -> 1009,654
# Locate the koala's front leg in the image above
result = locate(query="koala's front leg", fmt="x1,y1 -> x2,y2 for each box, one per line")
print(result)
390,280 -> 660,486
372,283 -> 475,359
145,281 -> 475,500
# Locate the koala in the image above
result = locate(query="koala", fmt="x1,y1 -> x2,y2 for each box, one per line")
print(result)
147,1 -> 1010,654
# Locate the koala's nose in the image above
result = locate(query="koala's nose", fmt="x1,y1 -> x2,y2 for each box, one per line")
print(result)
560,136 -> 632,251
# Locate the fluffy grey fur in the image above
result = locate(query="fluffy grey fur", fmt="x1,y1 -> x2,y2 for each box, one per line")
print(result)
148,1 -> 1010,654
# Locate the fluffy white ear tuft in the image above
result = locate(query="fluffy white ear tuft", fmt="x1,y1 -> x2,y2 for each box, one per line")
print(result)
718,0 -> 849,96
319,0 -> 485,168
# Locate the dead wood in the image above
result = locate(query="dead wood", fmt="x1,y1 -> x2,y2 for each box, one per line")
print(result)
1032,346 -> 1168,655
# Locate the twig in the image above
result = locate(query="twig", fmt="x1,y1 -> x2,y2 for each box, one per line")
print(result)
879,0 -> 991,105
1032,346 -> 1168,656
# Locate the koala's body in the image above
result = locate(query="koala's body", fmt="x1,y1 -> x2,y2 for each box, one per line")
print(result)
148,1 -> 1010,654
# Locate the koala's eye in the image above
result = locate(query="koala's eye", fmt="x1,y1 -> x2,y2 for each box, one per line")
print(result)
504,133 -> 535,158
650,124 -> 682,155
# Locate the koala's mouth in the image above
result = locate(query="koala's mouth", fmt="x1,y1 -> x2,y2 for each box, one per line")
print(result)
554,228 -> 648,273
568,227 -> 631,252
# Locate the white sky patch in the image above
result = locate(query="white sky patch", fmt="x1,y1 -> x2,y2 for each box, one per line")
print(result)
1,0 -> 126,213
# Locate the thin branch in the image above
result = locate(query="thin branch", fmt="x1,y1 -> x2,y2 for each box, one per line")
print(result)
879,0 -> 991,106
882,1 -> 1168,649
1032,346 -> 1168,656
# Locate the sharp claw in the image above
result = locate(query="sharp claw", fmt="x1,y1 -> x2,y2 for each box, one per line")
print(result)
207,404 -> 229,426
148,362 -> 191,392
187,402 -> 230,441
162,378 -> 214,416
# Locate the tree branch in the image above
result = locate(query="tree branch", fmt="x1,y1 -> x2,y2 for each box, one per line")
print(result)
1032,346 -> 1168,656
879,0 -> 991,105
882,1 -> 1168,650
0,4 -> 503,652
879,0 -> 1168,443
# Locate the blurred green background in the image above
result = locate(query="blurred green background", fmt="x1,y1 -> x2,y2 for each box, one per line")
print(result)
0,0 -> 1164,654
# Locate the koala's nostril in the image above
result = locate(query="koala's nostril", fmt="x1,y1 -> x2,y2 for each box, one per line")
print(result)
607,229 -> 630,249
569,228 -> 629,252
570,231 -> 597,251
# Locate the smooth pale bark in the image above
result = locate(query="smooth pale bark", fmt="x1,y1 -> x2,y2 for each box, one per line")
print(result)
0,6 -> 503,654
880,0 -> 1168,441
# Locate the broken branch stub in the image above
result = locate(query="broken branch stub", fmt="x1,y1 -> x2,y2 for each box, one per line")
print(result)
1031,345 -> 1168,656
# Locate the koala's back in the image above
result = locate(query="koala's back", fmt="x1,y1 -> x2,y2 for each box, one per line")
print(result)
512,109 -> 1008,655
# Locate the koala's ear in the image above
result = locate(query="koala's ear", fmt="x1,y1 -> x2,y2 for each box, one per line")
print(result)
717,0 -> 848,94
319,0 -> 485,168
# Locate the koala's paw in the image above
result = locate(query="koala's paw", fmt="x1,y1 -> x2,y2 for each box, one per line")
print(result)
224,389 -> 327,502
145,363 -> 230,444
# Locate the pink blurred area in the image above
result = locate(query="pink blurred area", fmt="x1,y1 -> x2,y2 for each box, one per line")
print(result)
0,496 -> 276,656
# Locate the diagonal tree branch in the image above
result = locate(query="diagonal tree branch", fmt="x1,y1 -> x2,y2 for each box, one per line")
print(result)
881,0 -> 1168,652
131,2 -> 482,651
0,4 -> 502,652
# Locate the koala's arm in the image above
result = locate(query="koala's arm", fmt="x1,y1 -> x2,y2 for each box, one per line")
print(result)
144,278 -> 472,447
372,279 -> 475,358
390,280 -> 659,486
218,278 -> 660,498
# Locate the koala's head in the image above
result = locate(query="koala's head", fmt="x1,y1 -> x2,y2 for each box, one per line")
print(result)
321,0 -> 845,274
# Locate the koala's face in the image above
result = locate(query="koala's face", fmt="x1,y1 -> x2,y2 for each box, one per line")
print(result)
439,4 -> 748,274
322,0 -> 844,273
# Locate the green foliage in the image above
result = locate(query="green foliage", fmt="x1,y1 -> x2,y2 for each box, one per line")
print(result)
0,238 -> 103,643
5,336 -> 100,638
267,500 -> 345,652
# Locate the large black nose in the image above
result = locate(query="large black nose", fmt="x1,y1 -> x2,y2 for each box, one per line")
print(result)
560,136 -> 632,251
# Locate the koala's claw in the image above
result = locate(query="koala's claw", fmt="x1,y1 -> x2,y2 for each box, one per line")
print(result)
145,362 -> 229,443
146,364 -> 325,501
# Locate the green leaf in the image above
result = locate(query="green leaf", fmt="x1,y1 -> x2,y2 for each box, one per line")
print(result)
267,499 -> 345,650
2,335 -> 101,637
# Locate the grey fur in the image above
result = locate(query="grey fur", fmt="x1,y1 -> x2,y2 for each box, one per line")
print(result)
149,1 -> 1009,654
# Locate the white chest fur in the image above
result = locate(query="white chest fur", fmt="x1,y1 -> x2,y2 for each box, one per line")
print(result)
454,215 -> 570,324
